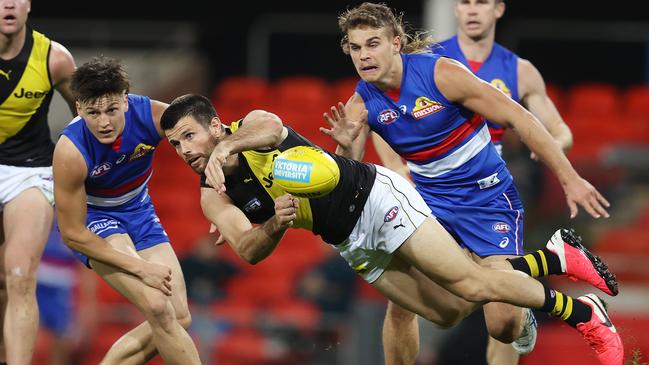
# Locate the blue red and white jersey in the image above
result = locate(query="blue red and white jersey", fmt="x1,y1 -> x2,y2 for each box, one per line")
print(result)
356,53 -> 512,206
61,94 -> 160,210
433,36 -> 519,147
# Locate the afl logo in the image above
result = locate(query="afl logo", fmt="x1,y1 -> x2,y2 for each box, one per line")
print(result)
384,206 -> 399,222
378,109 -> 399,125
90,162 -> 112,178
492,222 -> 510,233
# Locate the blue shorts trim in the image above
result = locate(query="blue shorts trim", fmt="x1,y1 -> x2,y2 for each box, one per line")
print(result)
74,195 -> 169,267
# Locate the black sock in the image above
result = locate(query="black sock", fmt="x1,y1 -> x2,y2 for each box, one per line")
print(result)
507,248 -> 562,277
539,287 -> 592,327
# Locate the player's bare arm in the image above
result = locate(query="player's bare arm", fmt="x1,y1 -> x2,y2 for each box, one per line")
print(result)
321,93 -> 370,160
53,136 -> 173,295
371,132 -> 412,183
200,187 -> 297,264
48,41 -> 77,114
205,110 -> 287,191
518,58 -> 574,153
435,57 -> 609,219
150,100 -> 170,137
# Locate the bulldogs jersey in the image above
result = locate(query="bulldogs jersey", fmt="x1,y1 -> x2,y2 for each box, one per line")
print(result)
62,94 -> 160,209
356,53 -> 513,206
433,36 -> 520,147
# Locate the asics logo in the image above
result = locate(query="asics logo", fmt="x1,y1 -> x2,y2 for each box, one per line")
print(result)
0,69 -> 11,80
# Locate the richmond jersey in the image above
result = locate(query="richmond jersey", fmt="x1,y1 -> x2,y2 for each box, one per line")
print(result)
0,28 -> 55,167
202,121 -> 376,245
433,36 -> 520,147
62,94 -> 160,209
356,53 -> 513,206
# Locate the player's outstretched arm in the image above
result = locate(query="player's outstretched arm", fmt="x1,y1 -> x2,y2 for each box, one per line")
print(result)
435,57 -> 609,219
518,58 -> 573,156
201,188 -> 296,264
53,136 -> 173,295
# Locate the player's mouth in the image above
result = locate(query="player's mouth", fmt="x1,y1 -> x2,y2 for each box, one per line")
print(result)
2,15 -> 17,25
466,20 -> 481,29
360,65 -> 378,75
187,156 -> 202,168
98,129 -> 113,137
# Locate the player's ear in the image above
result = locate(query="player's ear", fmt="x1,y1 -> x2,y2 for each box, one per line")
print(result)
75,101 -> 82,115
495,0 -> 505,19
393,35 -> 401,54
208,116 -> 222,137
122,92 -> 129,112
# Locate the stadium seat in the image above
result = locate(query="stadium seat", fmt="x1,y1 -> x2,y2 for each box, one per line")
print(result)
624,85 -> 649,116
212,76 -> 271,123
266,299 -> 320,331
213,329 -> 266,365
566,83 -> 619,116
332,76 -> 360,104
545,82 -> 565,114
272,76 -> 333,111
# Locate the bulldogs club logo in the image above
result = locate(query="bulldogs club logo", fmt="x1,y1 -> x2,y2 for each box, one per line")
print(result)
128,143 -> 155,162
490,79 -> 512,98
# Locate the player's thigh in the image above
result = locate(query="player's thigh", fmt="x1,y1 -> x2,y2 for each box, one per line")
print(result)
373,255 -> 477,328
394,217 -> 485,290
2,188 -> 53,270
89,233 -> 166,311
138,242 -> 189,315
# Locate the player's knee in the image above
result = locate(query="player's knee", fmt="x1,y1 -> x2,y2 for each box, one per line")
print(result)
142,293 -> 176,328
176,307 -> 192,329
485,312 -> 520,343
4,264 -> 37,295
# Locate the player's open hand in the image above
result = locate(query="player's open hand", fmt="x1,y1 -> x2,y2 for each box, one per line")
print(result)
138,261 -> 173,296
274,193 -> 299,230
563,177 -> 610,219
205,145 -> 229,193
320,102 -> 367,149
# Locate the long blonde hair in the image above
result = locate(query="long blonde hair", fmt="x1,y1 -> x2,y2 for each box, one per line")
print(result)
338,2 -> 434,55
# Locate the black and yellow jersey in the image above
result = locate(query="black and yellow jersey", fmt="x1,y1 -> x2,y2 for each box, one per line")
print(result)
0,27 -> 55,167
201,121 -> 376,245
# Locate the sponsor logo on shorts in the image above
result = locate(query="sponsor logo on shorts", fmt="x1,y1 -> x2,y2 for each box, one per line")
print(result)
384,206 -> 399,222
90,162 -> 112,178
273,160 -> 311,183
378,109 -> 399,125
492,222 -> 510,233
87,219 -> 119,235
243,198 -> 262,212
499,237 -> 510,248
412,96 -> 444,119
399,105 -> 408,114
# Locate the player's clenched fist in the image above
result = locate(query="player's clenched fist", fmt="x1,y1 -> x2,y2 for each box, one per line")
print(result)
274,194 -> 299,229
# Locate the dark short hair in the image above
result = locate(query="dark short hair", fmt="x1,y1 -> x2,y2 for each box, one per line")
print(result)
70,56 -> 130,103
160,94 -> 218,131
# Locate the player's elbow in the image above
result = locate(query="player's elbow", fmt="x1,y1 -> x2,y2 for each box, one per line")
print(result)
245,109 -> 285,144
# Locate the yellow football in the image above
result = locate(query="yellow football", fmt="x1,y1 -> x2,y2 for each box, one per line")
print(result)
272,146 -> 340,198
